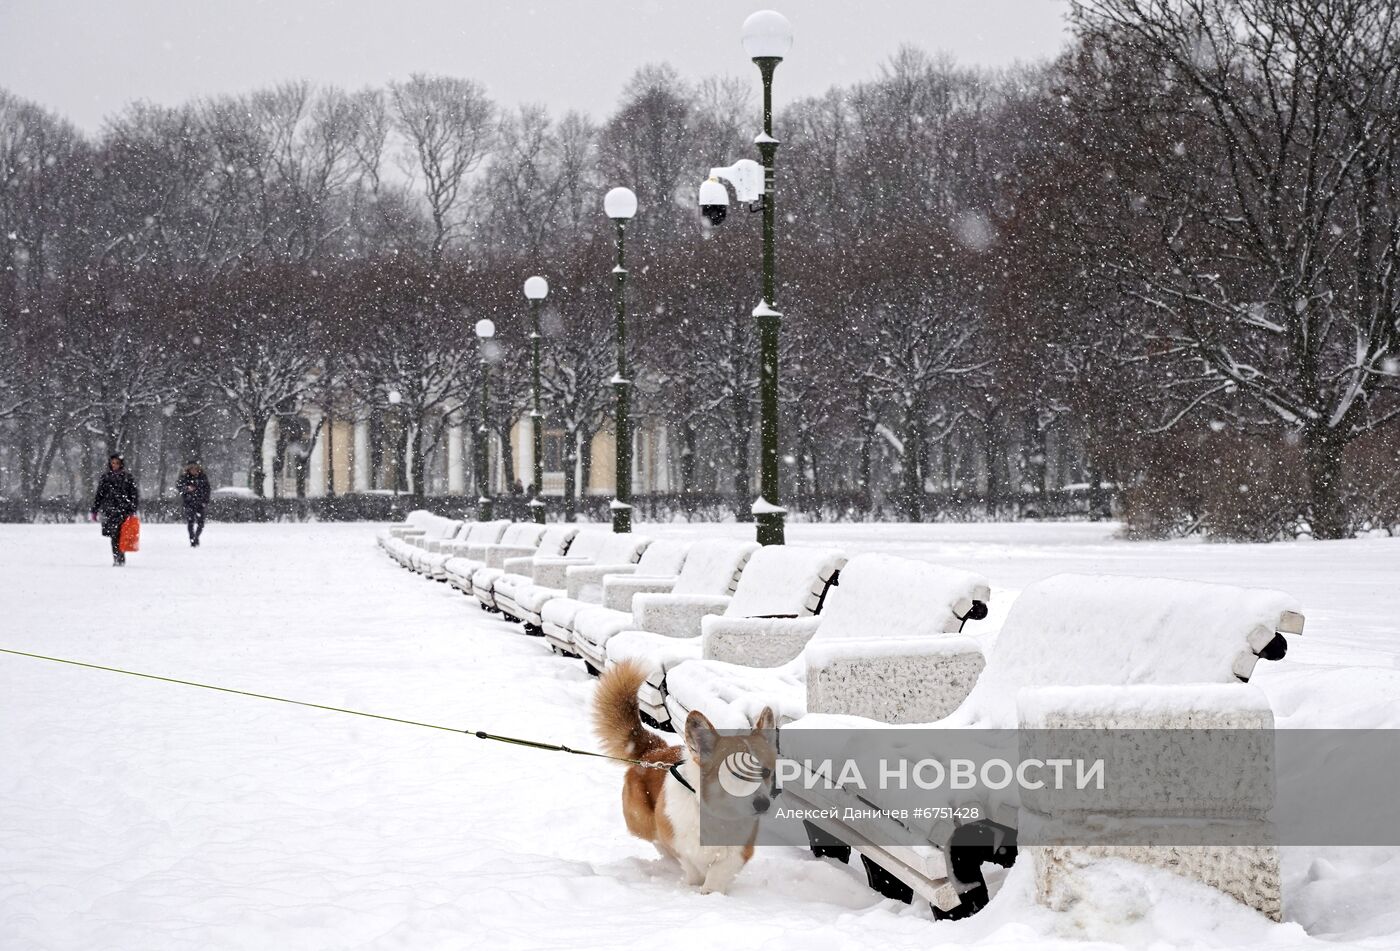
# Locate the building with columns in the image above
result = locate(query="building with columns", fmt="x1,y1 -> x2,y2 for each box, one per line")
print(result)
257,411 -> 671,499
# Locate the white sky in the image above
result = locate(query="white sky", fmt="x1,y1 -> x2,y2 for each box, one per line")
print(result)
0,0 -> 1071,133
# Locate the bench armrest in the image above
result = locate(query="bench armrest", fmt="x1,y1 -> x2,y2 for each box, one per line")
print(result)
566,563 -> 638,601
1017,684 -> 1275,819
632,593 -> 732,640
701,616 -> 823,667
485,544 -> 539,568
805,637 -> 985,725
603,575 -> 679,612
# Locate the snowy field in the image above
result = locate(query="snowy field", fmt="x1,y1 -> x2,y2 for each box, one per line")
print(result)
2,520 -> 1398,950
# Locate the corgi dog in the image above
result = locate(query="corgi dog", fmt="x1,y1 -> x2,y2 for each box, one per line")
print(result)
593,660 -> 779,894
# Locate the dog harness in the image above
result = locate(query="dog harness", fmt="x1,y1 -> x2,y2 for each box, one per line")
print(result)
668,762 -> 697,794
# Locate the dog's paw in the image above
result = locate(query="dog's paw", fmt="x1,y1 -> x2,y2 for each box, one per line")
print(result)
699,877 -> 733,896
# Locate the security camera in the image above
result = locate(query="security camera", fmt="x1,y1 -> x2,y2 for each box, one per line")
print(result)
697,159 -> 765,227
698,178 -> 729,225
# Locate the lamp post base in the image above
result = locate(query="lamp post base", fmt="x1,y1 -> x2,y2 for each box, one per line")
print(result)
610,500 -> 632,534
755,509 -> 785,546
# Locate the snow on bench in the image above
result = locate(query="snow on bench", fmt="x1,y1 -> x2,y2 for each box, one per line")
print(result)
570,538 -> 759,674
541,540 -> 691,656
385,514 -> 468,567
405,519 -> 504,574
603,545 -> 846,729
495,532 -> 654,632
664,553 -> 990,730
469,524 -> 579,611
442,522 -> 547,590
783,572 -> 1304,920
376,509 -> 435,548
416,520 -> 517,581
486,529 -> 613,620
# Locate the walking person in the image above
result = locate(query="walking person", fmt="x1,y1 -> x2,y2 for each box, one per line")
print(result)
176,460 -> 211,547
90,453 -> 139,567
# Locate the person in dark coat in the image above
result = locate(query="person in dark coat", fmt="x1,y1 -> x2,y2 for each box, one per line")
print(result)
91,453 -> 139,566
176,460 -> 211,547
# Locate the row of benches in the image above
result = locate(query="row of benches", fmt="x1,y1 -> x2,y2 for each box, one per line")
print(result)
376,510 -> 1305,921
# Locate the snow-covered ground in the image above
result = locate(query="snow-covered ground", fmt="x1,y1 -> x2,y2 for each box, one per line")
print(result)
2,520 -> 1397,950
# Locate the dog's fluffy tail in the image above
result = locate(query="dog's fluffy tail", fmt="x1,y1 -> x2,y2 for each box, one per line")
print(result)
593,661 -> 667,762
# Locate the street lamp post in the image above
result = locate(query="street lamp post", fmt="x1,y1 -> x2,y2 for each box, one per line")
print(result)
387,389 -> 403,496
524,276 -> 549,524
744,10 -> 792,546
603,186 -> 637,534
474,318 -> 495,521
697,11 -> 797,544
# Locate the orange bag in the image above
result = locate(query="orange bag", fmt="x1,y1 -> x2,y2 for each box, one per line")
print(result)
119,515 -> 141,553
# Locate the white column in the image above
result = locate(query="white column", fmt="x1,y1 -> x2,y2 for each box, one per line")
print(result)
653,426 -> 671,492
447,422 -> 465,494
519,416 -> 536,492
306,412 -> 326,497
261,417 -> 279,498
576,434 -> 587,495
352,418 -> 370,492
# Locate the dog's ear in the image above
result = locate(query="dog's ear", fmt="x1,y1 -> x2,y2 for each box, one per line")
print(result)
753,706 -> 778,746
684,710 -> 719,760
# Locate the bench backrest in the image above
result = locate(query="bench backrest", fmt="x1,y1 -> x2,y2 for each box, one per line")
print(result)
634,540 -> 689,577
464,520 -> 510,544
536,525 -> 580,557
499,523 -> 547,547
422,513 -> 463,539
723,546 -> 846,619
673,540 -> 759,596
402,509 -> 434,529
963,573 -> 1303,726
594,533 -> 652,565
556,530 -> 610,561
810,554 -> 990,643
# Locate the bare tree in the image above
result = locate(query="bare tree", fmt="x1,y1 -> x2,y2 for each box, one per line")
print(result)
478,105 -> 600,263
389,75 -> 494,263
1069,0 -> 1400,537
349,279 -> 476,497
541,309 -> 612,520
200,272 -> 322,495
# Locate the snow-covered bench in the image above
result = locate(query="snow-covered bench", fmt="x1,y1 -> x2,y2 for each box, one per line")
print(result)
386,513 -> 465,567
541,540 -> 692,657
470,524 -> 581,613
603,545 -> 847,730
446,523 -> 573,595
376,509 -> 435,549
663,553 -> 990,730
494,532 -> 654,632
412,519 -> 515,579
571,538 -> 759,674
783,573 -> 1304,921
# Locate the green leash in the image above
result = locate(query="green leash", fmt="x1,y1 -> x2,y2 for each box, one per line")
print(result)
0,647 -> 669,771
